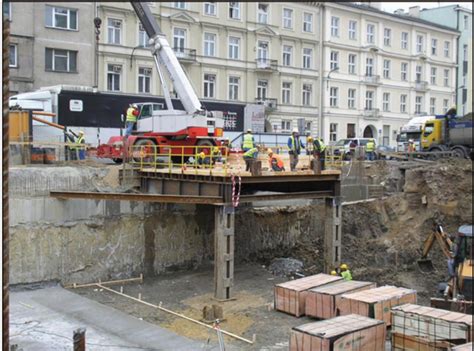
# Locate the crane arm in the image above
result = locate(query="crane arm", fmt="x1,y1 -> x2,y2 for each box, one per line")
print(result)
130,2 -> 203,114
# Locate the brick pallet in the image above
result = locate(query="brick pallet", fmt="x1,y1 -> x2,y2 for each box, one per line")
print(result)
290,314 -> 386,351
337,285 -> 417,326
305,280 -> 376,319
274,274 -> 342,317
391,304 -> 473,351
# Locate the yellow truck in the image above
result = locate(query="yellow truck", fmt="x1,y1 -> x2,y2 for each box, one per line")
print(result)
421,113 -> 473,159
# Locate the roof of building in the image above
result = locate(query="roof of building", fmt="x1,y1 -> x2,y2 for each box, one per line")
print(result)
420,4 -> 472,13
334,2 -> 461,33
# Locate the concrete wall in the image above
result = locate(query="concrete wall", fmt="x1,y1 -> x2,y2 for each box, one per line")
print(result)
9,166 -> 326,285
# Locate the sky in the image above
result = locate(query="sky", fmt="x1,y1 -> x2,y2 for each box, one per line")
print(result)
380,2 -> 472,13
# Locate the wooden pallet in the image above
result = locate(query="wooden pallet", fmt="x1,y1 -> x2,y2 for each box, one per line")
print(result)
305,280 -> 376,319
274,274 -> 343,317
290,314 -> 386,351
337,285 -> 417,326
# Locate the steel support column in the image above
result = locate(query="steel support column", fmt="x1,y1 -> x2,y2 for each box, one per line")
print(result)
324,197 -> 342,272
214,205 -> 235,300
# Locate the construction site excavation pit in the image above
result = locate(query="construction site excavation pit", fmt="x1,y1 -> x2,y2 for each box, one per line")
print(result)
9,158 -> 472,350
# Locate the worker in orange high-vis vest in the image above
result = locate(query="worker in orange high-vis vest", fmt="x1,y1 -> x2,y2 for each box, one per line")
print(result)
267,148 -> 285,172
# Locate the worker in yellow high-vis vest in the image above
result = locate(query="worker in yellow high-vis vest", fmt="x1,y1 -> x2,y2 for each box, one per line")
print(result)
241,129 -> 255,152
125,104 -> 140,136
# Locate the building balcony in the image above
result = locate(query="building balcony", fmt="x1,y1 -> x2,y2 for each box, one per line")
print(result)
414,80 -> 428,91
363,75 -> 380,85
363,108 -> 380,119
255,97 -> 277,111
173,48 -> 196,62
255,59 -> 278,72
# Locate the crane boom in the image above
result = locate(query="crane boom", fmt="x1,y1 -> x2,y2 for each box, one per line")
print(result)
130,2 -> 203,115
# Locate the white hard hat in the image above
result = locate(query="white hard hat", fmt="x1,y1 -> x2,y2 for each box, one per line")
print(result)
79,130 -> 84,135
292,128 -> 299,133
247,129 -> 252,133
132,103 -> 138,108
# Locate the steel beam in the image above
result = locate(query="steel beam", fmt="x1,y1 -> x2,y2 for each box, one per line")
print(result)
50,191 -> 221,205
324,197 -> 342,273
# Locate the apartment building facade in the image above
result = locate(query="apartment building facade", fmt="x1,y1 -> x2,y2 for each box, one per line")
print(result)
320,2 -> 459,145
5,2 -> 95,96
420,5 -> 472,116
96,2 -> 322,135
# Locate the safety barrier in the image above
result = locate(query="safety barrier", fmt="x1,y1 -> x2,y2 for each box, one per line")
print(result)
129,144 -> 232,176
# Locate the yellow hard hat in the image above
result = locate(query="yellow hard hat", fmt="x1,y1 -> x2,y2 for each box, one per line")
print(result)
199,152 -> 205,158
340,263 -> 348,270
307,136 -> 313,142
79,130 -> 84,135
213,146 -> 219,153
330,270 -> 337,276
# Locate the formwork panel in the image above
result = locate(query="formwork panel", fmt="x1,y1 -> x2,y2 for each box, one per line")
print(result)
274,274 -> 343,317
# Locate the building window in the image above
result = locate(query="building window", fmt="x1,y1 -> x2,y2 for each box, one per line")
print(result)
365,57 -> 373,76
305,122 -> 312,133
443,99 -> 449,113
430,97 -> 436,115
228,76 -> 240,100
384,28 -> 391,46
138,67 -> 152,94
400,94 -> 407,113
329,123 -> 338,142
173,2 -> 186,9
302,84 -> 312,106
443,69 -> 449,87
281,120 -> 291,132
303,12 -> 313,32
302,48 -> 312,69
9,44 -> 17,68
383,125 -> 390,145
107,64 -> 121,91
367,24 -> 375,44
464,15 -> 469,29
204,2 -> 216,16
383,59 -> 390,79
416,35 -> 423,53
348,88 -> 356,109
204,32 -> 216,57
45,5 -> 78,30
258,3 -> 268,24
415,96 -> 422,114
173,28 -> 186,52
415,65 -> 422,82
382,92 -> 390,112
257,40 -> 268,60
365,90 -> 374,110
401,62 -> 408,81
348,54 -> 356,74
444,41 -> 450,58
463,44 -> 468,61
257,79 -> 267,99
107,18 -> 122,45
401,32 -> 408,49
3,2 -> 11,21
347,123 -> 356,138
283,8 -> 293,29
203,74 -> 216,98
431,38 -> 437,55
282,45 -> 292,66
138,23 -> 149,47
330,51 -> 339,70
228,36 -> 240,60
430,67 -> 437,85
348,20 -> 357,40
45,48 -> 77,72
229,2 -> 240,19
329,87 -> 338,107
331,16 -> 339,37
282,82 -> 291,104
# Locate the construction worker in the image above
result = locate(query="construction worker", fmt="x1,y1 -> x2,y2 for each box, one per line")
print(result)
243,146 -> 259,172
197,151 -> 210,167
407,139 -> 416,153
241,129 -> 255,152
267,148 -> 285,172
211,146 -> 224,164
125,103 -> 140,136
66,129 -> 86,160
340,263 -> 352,281
313,136 -> 327,171
287,128 -> 305,171
306,134 -> 314,155
365,139 -> 376,161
